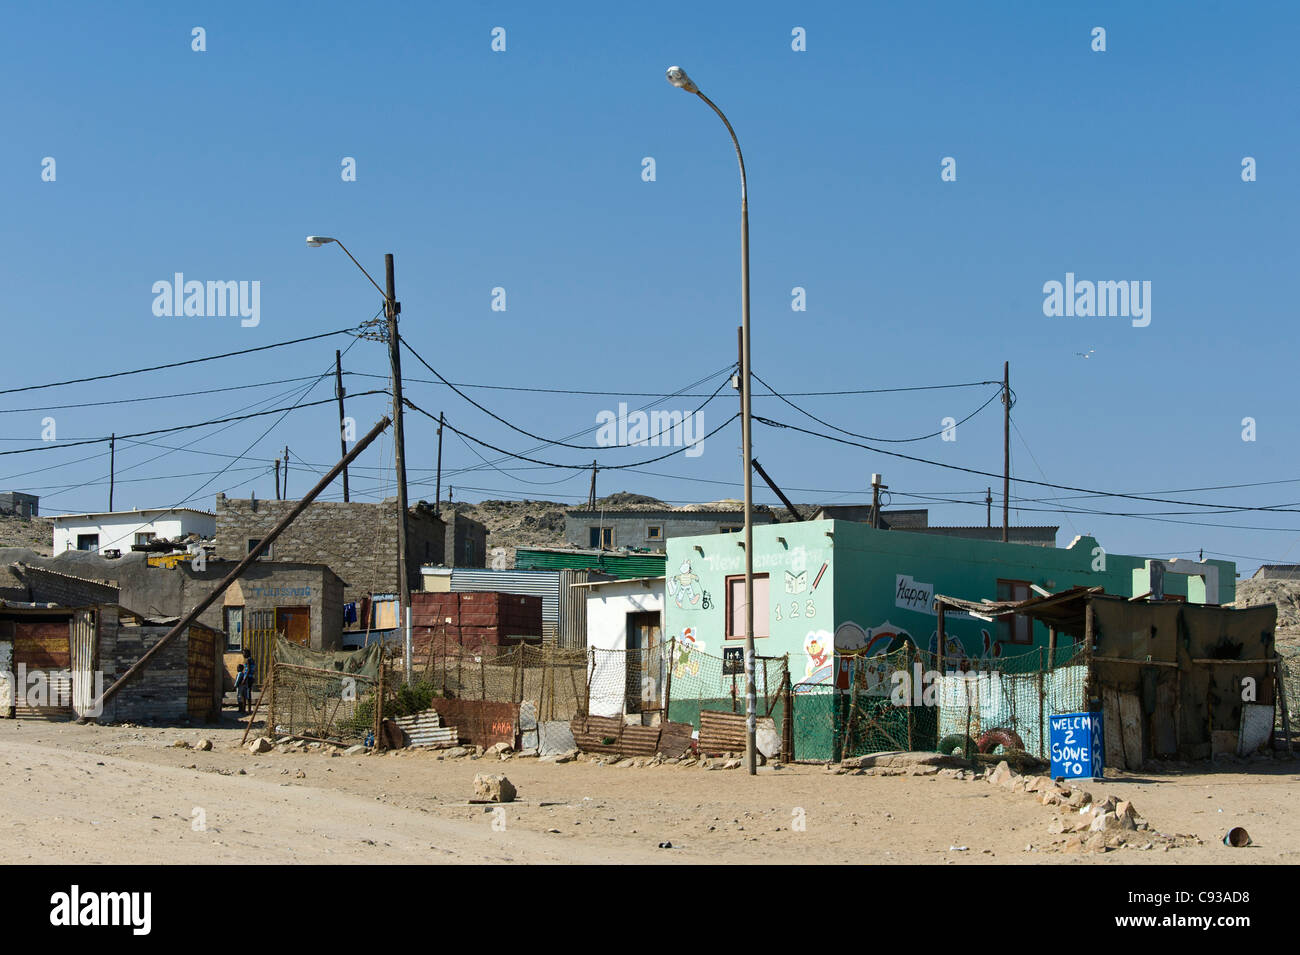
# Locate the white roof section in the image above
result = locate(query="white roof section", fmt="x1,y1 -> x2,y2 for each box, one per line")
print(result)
50,507 -> 216,523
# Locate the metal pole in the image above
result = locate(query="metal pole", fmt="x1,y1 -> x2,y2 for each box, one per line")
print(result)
386,254 -> 411,636
274,459 -> 280,500
1002,361 -> 1010,543
335,349 -> 350,502
986,487 -> 992,528
92,416 -> 392,713
108,434 -> 115,511
282,446 -> 289,499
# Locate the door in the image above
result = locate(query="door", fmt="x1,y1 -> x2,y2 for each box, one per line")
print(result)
625,611 -> 663,713
276,606 -> 312,647
187,626 -> 217,720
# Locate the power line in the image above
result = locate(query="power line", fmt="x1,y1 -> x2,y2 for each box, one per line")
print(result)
399,334 -> 732,451
0,375 -> 329,414
754,415 -> 1300,514
752,371 -> 1005,443
0,392 -> 387,457
0,327 -> 359,397
405,400 -> 741,471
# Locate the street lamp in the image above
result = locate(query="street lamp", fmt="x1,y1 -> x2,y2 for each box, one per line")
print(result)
307,235 -> 412,673
665,65 -> 758,776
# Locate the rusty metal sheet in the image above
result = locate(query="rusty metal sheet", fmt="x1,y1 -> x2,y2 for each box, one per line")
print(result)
699,709 -> 748,755
657,721 -> 695,758
429,698 -> 516,748
570,714 -> 624,754
619,724 -> 661,757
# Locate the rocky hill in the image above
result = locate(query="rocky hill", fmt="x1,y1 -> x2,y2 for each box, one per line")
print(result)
0,515 -> 52,556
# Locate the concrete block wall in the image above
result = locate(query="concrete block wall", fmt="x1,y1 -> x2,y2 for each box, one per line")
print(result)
215,494 -> 442,603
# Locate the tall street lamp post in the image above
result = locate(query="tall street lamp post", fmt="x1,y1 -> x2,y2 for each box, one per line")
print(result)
665,66 -> 757,775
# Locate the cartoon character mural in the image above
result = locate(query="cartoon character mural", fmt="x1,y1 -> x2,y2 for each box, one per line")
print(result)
672,626 -> 705,679
834,620 -> 916,696
927,627 -> 1005,671
667,560 -> 703,609
802,630 -> 833,684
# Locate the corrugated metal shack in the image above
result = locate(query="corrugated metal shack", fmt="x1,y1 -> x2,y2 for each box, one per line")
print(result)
934,588 -> 1284,766
0,602 -> 222,723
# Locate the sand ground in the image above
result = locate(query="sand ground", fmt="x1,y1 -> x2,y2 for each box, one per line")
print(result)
2,714 -> 1297,865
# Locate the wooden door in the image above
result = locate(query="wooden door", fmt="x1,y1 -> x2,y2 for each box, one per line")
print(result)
276,606 -> 312,647
187,626 -> 217,720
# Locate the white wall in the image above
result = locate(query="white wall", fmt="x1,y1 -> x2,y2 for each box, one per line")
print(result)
52,511 -> 216,554
584,580 -> 664,718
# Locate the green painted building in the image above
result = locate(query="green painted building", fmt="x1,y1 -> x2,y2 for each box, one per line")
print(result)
662,520 -> 1234,760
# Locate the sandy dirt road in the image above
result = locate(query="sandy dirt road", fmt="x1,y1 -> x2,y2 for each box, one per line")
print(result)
1,718 -> 1296,865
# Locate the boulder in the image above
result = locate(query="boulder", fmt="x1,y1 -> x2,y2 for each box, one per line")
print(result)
1067,789 -> 1093,809
195,739 -> 213,752
248,737 -> 273,754
473,773 -> 517,803
987,761 -> 1018,788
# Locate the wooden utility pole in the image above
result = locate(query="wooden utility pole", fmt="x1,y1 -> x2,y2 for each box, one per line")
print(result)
588,460 -> 597,509
385,253 -> 411,632
91,416 -> 392,714
434,411 -> 444,507
274,459 -> 281,500
108,434 -> 115,511
335,349 -> 350,502
870,472 -> 887,529
1002,361 -> 1010,543
282,446 -> 290,499
986,487 -> 992,527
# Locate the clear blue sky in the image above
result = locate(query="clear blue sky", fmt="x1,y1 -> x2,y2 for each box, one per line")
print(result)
2,1 -> 1296,575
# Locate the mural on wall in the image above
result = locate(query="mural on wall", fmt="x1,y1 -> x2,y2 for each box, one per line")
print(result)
927,628 -> 1005,671
667,560 -> 703,609
802,630 -> 833,684
672,626 -> 706,678
833,620 -> 918,696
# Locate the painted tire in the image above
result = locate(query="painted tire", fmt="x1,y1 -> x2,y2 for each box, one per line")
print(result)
977,728 -> 1025,754
938,734 -> 978,757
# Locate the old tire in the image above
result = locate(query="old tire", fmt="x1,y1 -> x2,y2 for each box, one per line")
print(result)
977,728 -> 1025,754
938,733 -> 978,757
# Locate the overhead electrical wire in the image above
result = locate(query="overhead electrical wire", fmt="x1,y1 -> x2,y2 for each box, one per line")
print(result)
0,327 -> 360,397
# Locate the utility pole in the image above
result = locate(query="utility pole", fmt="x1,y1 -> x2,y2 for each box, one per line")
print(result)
434,412 -> 444,508
1002,361 -> 1010,543
385,253 -> 411,633
282,446 -> 290,499
335,349 -> 350,502
870,473 -> 887,529
986,487 -> 992,528
588,460 -> 597,510
108,434 -> 115,511
274,458 -> 281,500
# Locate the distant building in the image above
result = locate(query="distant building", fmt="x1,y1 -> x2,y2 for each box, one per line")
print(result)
564,501 -> 775,552
1252,564 -> 1300,581
809,506 -> 1058,548
0,492 -> 38,519
50,508 -> 215,556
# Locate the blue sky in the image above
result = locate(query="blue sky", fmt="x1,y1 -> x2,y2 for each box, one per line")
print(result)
2,1 -> 1297,575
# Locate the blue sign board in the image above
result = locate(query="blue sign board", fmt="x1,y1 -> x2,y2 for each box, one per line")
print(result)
1049,711 -> 1104,780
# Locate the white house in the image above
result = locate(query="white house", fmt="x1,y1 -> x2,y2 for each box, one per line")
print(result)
575,576 -> 665,718
51,508 -> 216,555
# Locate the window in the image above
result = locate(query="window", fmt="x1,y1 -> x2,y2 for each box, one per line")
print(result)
135,532 -> 156,546
725,573 -> 770,639
996,579 -> 1033,645
646,525 -> 663,541
76,533 -> 99,552
719,524 -> 742,534
588,526 -> 614,548
248,538 -> 272,559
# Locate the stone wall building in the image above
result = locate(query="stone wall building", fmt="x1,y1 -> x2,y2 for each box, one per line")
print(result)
214,494 -> 487,606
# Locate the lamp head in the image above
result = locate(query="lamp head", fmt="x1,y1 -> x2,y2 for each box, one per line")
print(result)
665,66 -> 699,94
305,235 -> 336,248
